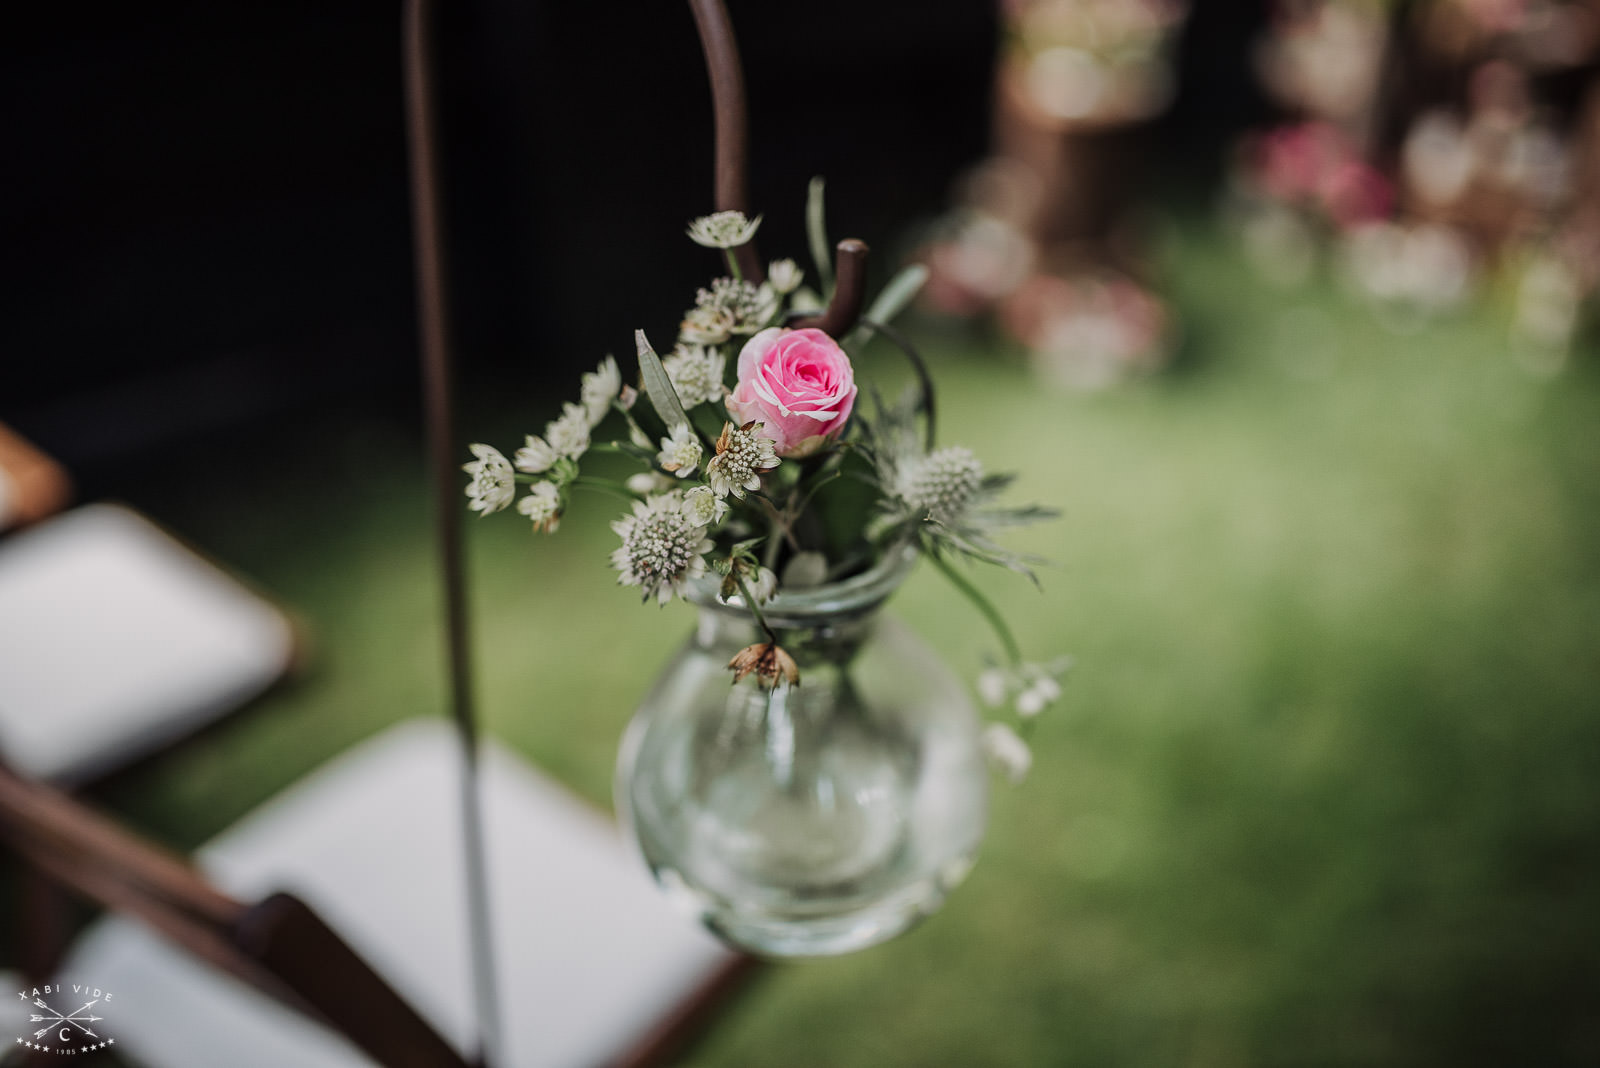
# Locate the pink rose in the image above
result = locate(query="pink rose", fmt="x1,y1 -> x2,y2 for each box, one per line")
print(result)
726,327 -> 857,457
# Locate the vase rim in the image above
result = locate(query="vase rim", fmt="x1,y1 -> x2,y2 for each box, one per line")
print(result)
689,541 -> 919,624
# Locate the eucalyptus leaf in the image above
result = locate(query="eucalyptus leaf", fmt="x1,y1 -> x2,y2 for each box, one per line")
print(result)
634,329 -> 689,432
841,264 -> 929,351
807,176 -> 833,294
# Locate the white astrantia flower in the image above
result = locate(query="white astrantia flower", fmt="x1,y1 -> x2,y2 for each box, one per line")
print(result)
686,210 -> 762,250
680,305 -> 735,346
545,402 -> 591,461
610,494 -> 714,604
895,445 -> 985,525
657,423 -> 702,477
579,355 -> 621,428
681,484 -> 728,526
516,481 -> 562,534
691,277 -> 778,336
767,258 -> 803,295
707,421 -> 781,499
981,723 -> 1032,783
462,444 -> 515,515
513,434 -> 557,474
663,345 -> 728,407
627,471 -> 676,496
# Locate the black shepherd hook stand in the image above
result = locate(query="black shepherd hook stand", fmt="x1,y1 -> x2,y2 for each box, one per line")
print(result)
402,1 -> 504,1066
401,2 -> 867,1064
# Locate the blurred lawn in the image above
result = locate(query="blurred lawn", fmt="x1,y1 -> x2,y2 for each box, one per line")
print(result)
94,225 -> 1599,1065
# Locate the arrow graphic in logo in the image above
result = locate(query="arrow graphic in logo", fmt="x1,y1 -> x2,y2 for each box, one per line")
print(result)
30,997 -> 102,1041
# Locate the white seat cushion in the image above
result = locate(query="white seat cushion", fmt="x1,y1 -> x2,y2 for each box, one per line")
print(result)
0,503 -> 295,783
63,719 -> 739,1067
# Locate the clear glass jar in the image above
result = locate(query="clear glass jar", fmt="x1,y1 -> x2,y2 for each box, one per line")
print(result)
615,547 -> 988,957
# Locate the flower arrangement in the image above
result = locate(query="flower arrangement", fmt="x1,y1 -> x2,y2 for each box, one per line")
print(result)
464,190 -> 1067,777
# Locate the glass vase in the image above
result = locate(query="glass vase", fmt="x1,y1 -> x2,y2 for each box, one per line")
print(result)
615,547 -> 988,957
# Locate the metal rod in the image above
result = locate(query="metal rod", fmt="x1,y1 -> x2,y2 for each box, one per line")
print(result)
402,3 -> 503,1065
793,239 -> 869,337
688,0 -> 764,284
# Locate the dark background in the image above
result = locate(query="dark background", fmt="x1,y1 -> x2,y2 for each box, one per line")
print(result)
1,1 -> 1266,491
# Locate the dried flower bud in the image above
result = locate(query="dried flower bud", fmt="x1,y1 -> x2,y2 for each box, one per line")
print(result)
728,643 -> 800,688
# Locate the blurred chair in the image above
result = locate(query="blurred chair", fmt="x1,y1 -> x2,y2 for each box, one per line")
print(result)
0,502 -> 298,786
3,718 -> 749,1067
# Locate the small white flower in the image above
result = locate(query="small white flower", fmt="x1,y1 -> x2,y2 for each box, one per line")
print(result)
579,355 -> 621,428
724,566 -> 778,605
686,210 -> 762,250
663,345 -> 728,407
976,658 -> 1071,717
707,421 -> 781,499
516,481 -> 562,533
610,494 -> 714,604
1017,686 -> 1049,718
981,723 -> 1032,783
462,443 -> 515,515
1016,671 -> 1062,718
680,305 -> 735,345
689,277 -> 779,336
896,445 -> 985,525
627,471 -> 676,496
513,434 -> 557,473
977,668 -> 1008,709
657,423 -> 703,477
681,484 -> 729,525
767,258 -> 803,294
545,402 -> 591,461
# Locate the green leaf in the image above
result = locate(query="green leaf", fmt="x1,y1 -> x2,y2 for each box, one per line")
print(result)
842,264 -> 929,351
635,329 -> 689,432
807,176 -> 834,294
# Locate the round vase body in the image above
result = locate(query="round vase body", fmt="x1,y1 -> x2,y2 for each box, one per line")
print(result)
616,551 -> 988,957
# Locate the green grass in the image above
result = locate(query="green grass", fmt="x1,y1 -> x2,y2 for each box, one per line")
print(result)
82,224 -> 1600,1065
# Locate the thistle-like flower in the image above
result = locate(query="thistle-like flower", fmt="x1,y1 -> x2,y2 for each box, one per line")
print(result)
513,434 -> 557,474
545,402 -> 591,461
579,355 -> 621,428
767,258 -> 803,295
896,445 -> 985,525
707,421 -> 781,499
686,210 -> 762,250
981,723 -> 1032,783
663,344 -> 728,407
462,444 -> 515,515
728,642 -> 800,688
682,484 -> 729,526
516,481 -> 563,533
610,494 -> 714,604
657,423 -> 702,477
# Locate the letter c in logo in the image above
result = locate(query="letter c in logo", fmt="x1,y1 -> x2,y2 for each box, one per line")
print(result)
60,1027 -> 71,1042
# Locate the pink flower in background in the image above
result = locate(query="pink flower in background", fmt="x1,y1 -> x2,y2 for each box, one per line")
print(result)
1250,121 -> 1393,231
726,327 -> 857,457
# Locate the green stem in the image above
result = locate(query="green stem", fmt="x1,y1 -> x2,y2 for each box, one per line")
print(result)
733,570 -> 778,645
724,249 -> 744,283
927,550 -> 1022,668
569,476 -> 636,502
